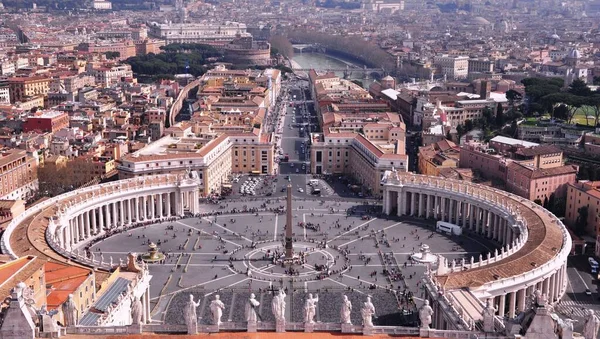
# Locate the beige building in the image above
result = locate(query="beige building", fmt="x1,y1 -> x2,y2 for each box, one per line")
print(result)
8,76 -> 51,103
565,181 -> 600,237
0,149 -> 38,200
418,139 -> 460,176
433,55 -> 469,79
310,132 -> 408,197
118,123 -> 273,196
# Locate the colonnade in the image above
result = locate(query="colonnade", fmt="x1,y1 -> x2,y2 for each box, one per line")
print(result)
58,189 -> 200,251
383,185 -> 568,320
391,190 -> 517,246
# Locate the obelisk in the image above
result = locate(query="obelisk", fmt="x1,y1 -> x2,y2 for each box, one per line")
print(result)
285,183 -> 293,258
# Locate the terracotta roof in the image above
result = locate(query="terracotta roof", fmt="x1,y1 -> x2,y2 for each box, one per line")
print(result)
436,189 -> 564,289
508,162 -> 578,179
515,145 -> 561,157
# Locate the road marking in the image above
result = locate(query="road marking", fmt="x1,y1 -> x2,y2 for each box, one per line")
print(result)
205,278 -> 250,297
571,267 -> 589,290
328,219 -> 378,242
325,278 -> 366,295
200,218 -> 253,243
273,214 -> 278,241
150,273 -> 238,301
337,222 -> 404,247
176,221 -> 243,247
303,213 -> 307,240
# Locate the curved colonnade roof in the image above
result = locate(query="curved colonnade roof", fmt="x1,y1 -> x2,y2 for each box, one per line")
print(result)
1,177 -> 183,298
387,174 -> 568,290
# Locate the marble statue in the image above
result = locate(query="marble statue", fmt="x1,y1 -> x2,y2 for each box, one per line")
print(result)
272,289 -> 286,322
583,309 -> 600,339
61,294 -> 77,327
304,293 -> 319,324
210,295 -> 225,326
245,293 -> 260,322
361,301 -> 375,327
340,295 -> 352,324
184,294 -> 201,334
482,299 -> 497,332
419,300 -> 434,329
131,297 -> 143,325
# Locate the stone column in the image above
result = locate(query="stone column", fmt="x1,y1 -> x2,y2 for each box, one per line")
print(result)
166,193 -> 171,217
127,199 -> 132,224
73,218 -> 79,243
487,212 -> 494,239
419,193 -> 424,217
517,289 -> 526,313
119,200 -> 124,226
158,193 -> 163,218
150,195 -> 155,220
143,196 -> 148,220
66,222 -> 72,249
91,209 -> 97,234
411,192 -> 416,216
425,194 -> 431,219
99,205 -> 104,230
111,202 -> 117,228
508,292 -> 516,318
498,294 -> 505,317
542,278 -> 549,297
84,212 -> 91,238
548,274 -> 555,302
442,197 -> 447,222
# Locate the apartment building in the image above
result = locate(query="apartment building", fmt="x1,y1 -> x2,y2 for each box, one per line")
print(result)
459,137 -> 577,200
0,85 -> 9,104
78,40 -> 137,60
310,131 -> 408,197
0,149 -> 39,200
118,124 -> 274,196
565,181 -> 600,238
147,21 -> 249,45
86,63 -> 134,87
8,76 -> 51,103
23,111 -> 70,133
468,58 -> 494,74
505,162 -> 577,201
433,55 -> 469,79
418,139 -> 460,176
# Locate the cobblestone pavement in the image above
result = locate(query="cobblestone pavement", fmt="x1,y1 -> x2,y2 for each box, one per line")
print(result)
90,198 -> 493,325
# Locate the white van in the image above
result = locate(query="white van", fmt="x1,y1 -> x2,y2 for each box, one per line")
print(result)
309,179 -> 319,187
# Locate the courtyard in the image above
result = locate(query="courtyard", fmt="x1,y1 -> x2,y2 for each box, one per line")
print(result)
89,197 -> 495,326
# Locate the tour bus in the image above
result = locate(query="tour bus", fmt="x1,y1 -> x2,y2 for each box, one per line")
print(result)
436,221 -> 462,236
589,257 -> 599,274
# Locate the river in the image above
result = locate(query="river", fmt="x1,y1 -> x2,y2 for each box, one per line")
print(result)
291,52 -> 376,89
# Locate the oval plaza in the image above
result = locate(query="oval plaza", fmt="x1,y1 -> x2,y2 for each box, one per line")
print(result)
0,168 -> 572,338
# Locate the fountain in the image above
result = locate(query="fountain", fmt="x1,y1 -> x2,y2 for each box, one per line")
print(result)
141,242 -> 165,263
411,244 -> 438,264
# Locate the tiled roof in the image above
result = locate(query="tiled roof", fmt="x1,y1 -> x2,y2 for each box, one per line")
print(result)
437,194 -> 564,289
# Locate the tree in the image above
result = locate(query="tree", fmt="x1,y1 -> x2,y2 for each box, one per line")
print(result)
568,79 -> 592,97
540,93 -> 583,123
496,102 -> 504,126
543,196 -> 549,209
456,124 -> 466,139
269,35 -> 294,59
534,199 -> 542,205
547,193 -> 556,213
464,119 -> 474,131
575,206 -> 589,236
589,95 -> 600,127
594,76 -> 600,86
446,130 -> 452,141
482,107 -> 494,125
105,51 -> 121,60
505,89 -> 522,114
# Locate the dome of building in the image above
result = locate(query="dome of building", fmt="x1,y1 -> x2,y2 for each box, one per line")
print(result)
382,75 -> 394,82
471,16 -> 491,25
568,48 -> 581,59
